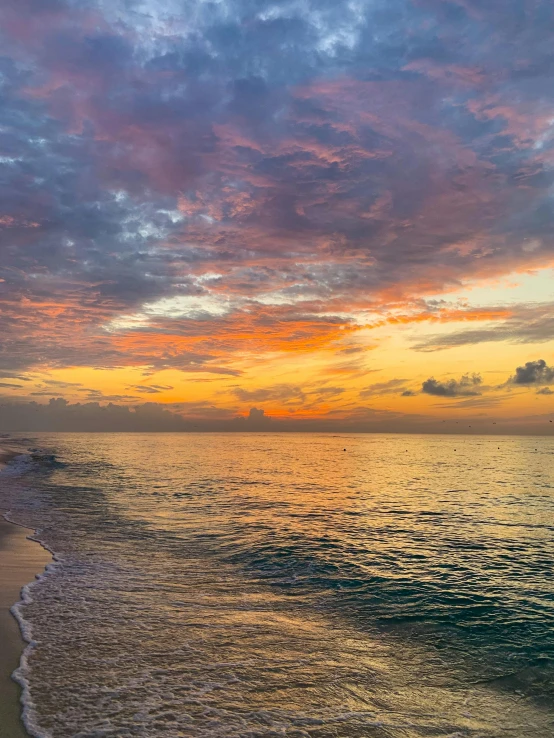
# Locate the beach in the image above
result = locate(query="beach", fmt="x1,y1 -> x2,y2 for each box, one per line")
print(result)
0,448 -> 51,738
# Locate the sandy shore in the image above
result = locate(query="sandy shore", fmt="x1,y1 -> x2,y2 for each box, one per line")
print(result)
0,447 -> 51,738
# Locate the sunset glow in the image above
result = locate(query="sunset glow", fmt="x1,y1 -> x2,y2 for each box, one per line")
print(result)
2,0 -> 554,432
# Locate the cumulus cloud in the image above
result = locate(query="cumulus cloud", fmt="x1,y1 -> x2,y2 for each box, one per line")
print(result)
511,359 -> 554,385
240,407 -> 271,428
422,374 -> 483,398
415,360 -> 554,396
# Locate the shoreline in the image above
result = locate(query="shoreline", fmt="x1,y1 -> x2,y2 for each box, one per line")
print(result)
0,518 -> 51,738
0,447 -> 51,738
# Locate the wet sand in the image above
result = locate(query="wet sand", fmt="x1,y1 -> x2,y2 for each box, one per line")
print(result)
0,449 -> 51,738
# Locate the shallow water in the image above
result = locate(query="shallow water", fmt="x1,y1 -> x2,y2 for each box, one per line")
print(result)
1,433 -> 553,737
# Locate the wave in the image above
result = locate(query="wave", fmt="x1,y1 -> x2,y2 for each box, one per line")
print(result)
1,447 -> 66,480
222,536 -> 554,693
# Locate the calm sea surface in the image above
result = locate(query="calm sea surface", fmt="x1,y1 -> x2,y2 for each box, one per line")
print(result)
1,433 -> 553,737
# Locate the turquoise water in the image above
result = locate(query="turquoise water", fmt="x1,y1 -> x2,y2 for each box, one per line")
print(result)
1,433 -> 553,737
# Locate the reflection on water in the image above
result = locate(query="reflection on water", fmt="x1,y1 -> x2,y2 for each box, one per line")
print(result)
2,433 -> 554,737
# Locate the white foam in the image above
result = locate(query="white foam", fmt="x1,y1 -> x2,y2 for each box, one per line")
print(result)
0,452 -> 34,477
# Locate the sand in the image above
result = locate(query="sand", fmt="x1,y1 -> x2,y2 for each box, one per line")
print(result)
0,447 -> 51,738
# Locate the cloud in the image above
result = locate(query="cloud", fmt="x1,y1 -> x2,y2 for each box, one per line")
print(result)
2,0 -> 554,401
536,387 -> 554,395
233,384 -> 306,405
0,397 -> 270,432
126,384 -> 174,394
412,303 -> 554,351
511,359 -> 554,385
42,379 -> 84,388
310,386 -> 345,399
431,394 -> 506,410
359,378 -> 409,398
0,396 -> 239,432
0,395 -> 553,434
418,360 -> 554,397
237,407 -> 272,429
232,382 -> 346,407
422,373 -> 483,397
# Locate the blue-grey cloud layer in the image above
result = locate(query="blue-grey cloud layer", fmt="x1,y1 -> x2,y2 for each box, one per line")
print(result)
2,0 -> 554,374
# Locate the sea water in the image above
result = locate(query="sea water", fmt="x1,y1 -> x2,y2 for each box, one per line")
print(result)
0,433 -> 553,737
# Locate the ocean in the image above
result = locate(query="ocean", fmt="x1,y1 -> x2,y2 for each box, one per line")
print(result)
0,432 -> 553,737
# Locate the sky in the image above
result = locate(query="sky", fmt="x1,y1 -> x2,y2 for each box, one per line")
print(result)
2,0 -> 554,432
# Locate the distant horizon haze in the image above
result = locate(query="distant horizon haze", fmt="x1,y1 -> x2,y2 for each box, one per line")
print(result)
0,398 -> 553,435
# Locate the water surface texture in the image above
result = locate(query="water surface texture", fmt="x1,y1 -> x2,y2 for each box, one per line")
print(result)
1,433 -> 553,737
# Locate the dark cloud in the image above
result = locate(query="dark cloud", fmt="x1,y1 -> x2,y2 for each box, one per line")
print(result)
536,387 -> 554,395
511,359 -> 554,385
0,397 -> 235,432
238,407 -> 271,429
0,395 -> 553,434
422,373 -> 482,397
0,397 -> 270,432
